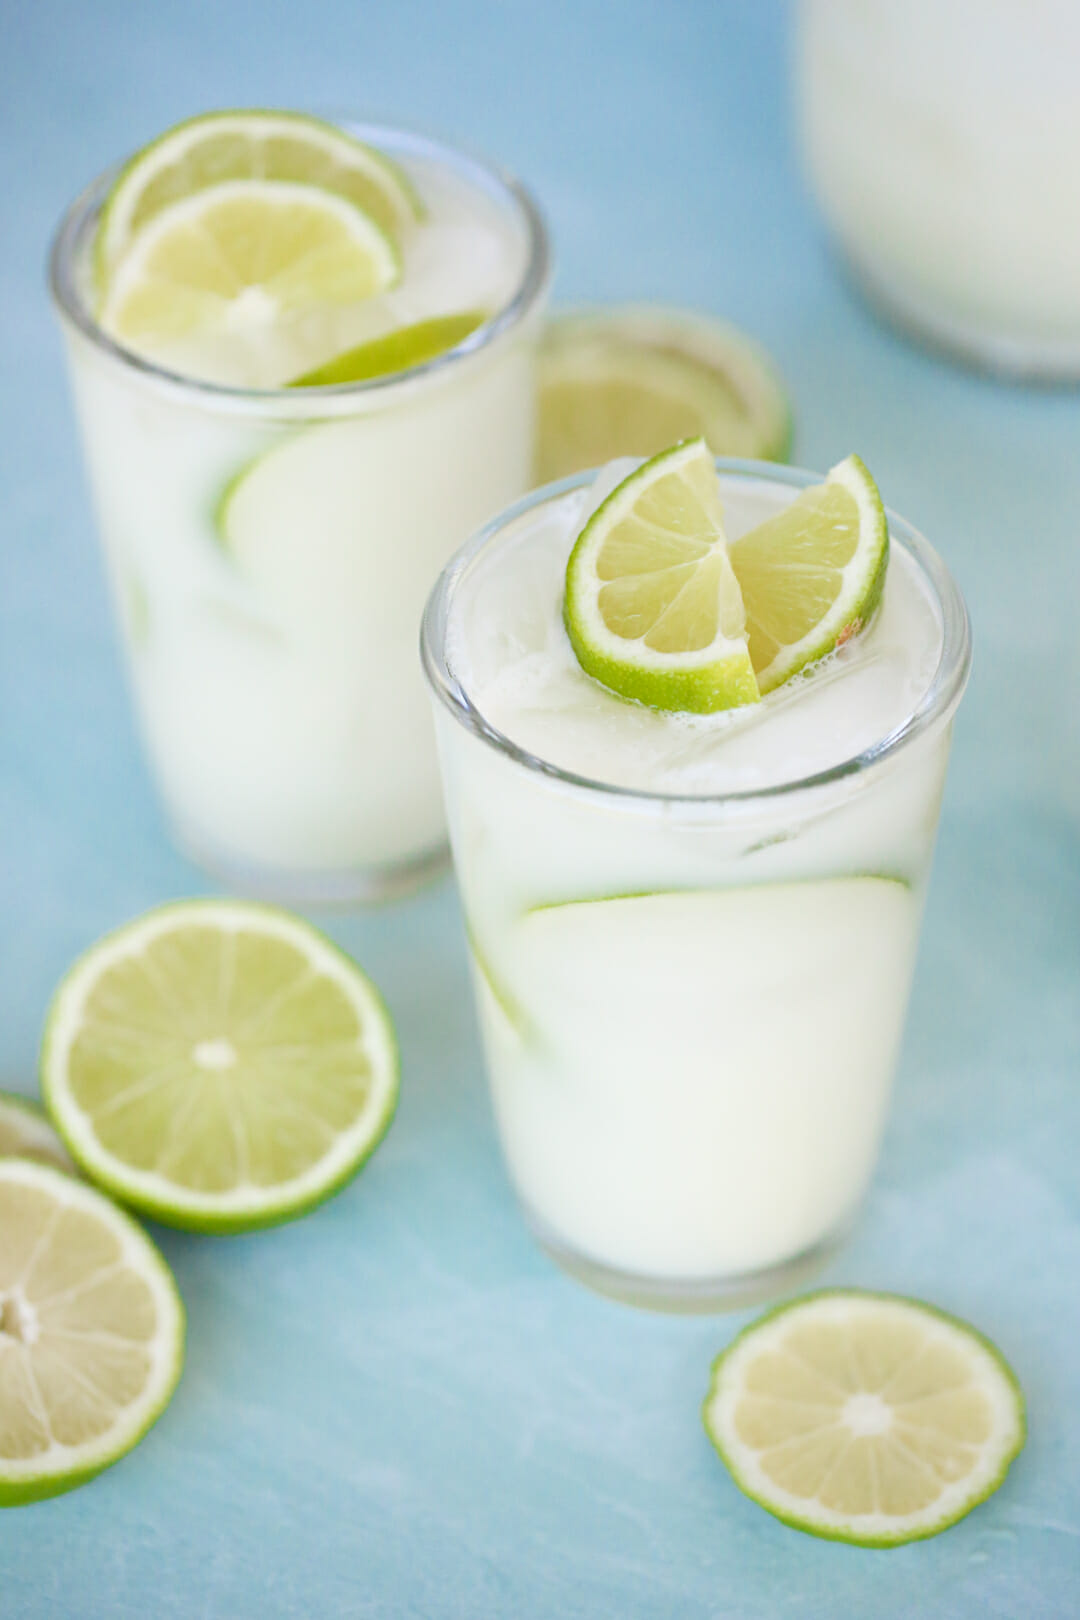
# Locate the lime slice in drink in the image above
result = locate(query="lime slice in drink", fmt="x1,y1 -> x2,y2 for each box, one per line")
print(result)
563,438 -> 759,713
41,901 -> 399,1234
703,1290 -> 1025,1546
99,180 -> 401,385
0,1160 -> 184,1505
289,309 -> 487,386
0,1092 -> 76,1175
537,308 -> 792,483
729,454 -> 888,695
96,109 -> 422,284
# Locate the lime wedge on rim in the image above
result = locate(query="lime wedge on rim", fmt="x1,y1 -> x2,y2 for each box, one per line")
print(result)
0,1160 -> 184,1506
41,901 -> 399,1234
537,307 -> 792,483
703,1290 -> 1025,1546
96,109 -> 422,286
289,308 -> 487,386
99,180 -> 401,384
563,438 -> 759,714
729,454 -> 888,695
0,1091 -> 76,1175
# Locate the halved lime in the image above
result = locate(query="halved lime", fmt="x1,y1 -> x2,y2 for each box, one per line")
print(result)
0,1159 -> 184,1506
703,1290 -> 1025,1546
96,109 -> 422,285
99,180 -> 401,385
0,1092 -> 76,1175
563,438 -> 759,713
537,307 -> 792,483
729,454 -> 888,695
289,308 -> 487,386
41,901 -> 399,1234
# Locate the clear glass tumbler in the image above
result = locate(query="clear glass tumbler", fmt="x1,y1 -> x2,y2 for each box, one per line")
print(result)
798,0 -> 1080,378
423,462 -> 971,1311
49,121 -> 551,902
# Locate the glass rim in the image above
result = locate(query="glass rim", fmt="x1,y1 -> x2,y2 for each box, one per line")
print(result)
48,117 -> 553,416
421,457 -> 973,812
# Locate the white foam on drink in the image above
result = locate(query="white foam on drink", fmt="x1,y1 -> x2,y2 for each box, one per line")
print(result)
446,467 -> 945,795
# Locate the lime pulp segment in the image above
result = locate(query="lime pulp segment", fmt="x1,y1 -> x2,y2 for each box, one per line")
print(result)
41,901 -> 399,1233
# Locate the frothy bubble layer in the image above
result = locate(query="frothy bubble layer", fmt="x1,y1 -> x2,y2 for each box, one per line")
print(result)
446,466 -> 945,794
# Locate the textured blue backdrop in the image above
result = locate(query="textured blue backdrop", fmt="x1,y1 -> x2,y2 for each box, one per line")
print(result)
2,1 -> 1078,1614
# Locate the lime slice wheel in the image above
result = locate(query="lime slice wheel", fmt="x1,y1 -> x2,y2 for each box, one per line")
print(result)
703,1290 -> 1025,1546
0,1160 -> 184,1506
97,109 -> 422,284
563,438 -> 759,713
41,901 -> 399,1234
100,180 -> 400,377
730,454 -> 888,695
537,308 -> 792,483
0,1092 -> 77,1175
289,308 -> 487,386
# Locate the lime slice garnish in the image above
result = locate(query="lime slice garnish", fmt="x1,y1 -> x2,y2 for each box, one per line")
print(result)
99,180 -> 401,386
563,438 -> 759,713
289,309 -> 487,386
703,1290 -> 1025,1546
729,454 -> 888,695
0,1091 -> 76,1175
41,901 -> 399,1234
96,109 -> 422,285
537,308 -> 792,483
0,1160 -> 184,1505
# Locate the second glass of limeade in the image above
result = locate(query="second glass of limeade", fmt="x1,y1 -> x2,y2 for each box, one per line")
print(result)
424,444 -> 970,1309
798,0 -> 1080,377
50,112 -> 550,899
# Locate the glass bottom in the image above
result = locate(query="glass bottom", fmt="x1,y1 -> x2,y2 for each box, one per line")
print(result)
842,244 -> 1080,383
525,1204 -> 850,1315
175,825 -> 451,907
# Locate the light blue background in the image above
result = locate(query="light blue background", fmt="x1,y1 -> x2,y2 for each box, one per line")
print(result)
2,2 -> 1079,1614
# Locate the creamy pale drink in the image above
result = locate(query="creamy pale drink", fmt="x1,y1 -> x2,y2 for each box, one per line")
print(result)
424,447 -> 970,1309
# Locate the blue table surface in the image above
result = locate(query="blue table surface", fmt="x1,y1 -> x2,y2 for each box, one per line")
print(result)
2,2 -> 1079,1614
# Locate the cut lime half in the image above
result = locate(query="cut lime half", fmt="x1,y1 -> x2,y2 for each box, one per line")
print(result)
537,307 -> 792,482
703,1290 -> 1025,1546
41,901 -> 399,1233
0,1091 -> 77,1175
729,454 -> 888,695
99,180 -> 401,386
563,438 -> 759,713
96,109 -> 422,286
0,1160 -> 184,1506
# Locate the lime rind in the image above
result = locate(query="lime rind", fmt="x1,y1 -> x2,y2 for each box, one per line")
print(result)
702,1288 -> 1025,1547
0,1160 -> 185,1507
564,439 -> 759,714
288,308 -> 488,387
40,900 -> 400,1234
96,108 -> 423,294
730,453 -> 889,696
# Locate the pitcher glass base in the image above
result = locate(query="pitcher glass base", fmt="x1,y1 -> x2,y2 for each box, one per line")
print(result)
526,1205 -> 851,1315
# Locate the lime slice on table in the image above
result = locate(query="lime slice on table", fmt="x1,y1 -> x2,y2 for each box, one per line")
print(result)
729,454 -> 888,696
703,1290 -> 1024,1546
96,109 -> 422,285
537,308 -> 792,483
41,901 -> 399,1234
0,1091 -> 77,1175
289,308 -> 487,386
99,180 -> 401,386
0,1160 -> 184,1506
563,438 -> 759,713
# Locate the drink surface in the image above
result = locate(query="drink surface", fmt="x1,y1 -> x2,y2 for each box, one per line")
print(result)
446,464 -> 944,795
